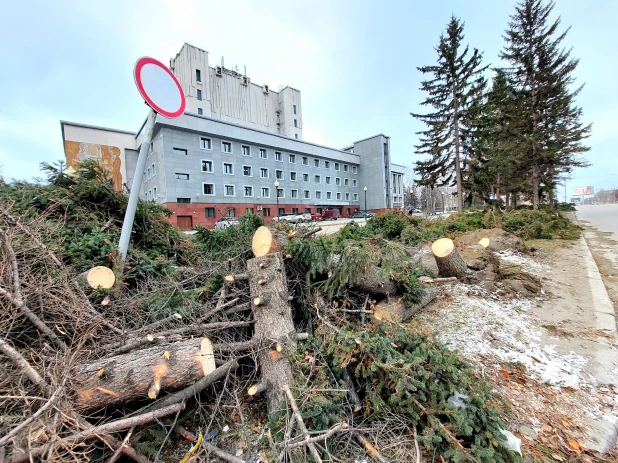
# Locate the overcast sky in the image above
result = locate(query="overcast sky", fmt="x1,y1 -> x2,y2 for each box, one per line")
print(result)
1,0 -> 616,197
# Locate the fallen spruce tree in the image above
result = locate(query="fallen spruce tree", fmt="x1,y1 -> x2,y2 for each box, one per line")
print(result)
0,161 -> 568,462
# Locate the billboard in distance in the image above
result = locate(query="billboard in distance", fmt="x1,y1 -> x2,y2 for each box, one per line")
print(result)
572,186 -> 594,196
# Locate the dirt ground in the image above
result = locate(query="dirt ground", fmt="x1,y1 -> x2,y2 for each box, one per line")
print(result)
417,237 -> 618,462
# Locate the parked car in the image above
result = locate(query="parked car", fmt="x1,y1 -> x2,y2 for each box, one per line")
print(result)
272,212 -> 311,224
321,209 -> 340,220
214,217 -> 240,230
311,213 -> 323,221
351,210 -> 375,219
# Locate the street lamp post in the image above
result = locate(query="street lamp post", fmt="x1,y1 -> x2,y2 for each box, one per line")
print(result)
364,186 -> 368,213
274,180 -> 280,216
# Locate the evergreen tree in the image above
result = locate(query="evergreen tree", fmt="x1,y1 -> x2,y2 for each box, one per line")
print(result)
411,15 -> 488,212
500,0 -> 590,209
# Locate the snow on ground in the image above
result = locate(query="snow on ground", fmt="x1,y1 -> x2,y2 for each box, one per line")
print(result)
495,249 -> 549,275
421,283 -> 595,389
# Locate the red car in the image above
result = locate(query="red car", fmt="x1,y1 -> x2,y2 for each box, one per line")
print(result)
311,213 -> 323,221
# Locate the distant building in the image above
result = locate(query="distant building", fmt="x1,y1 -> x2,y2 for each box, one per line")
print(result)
61,43 -> 404,229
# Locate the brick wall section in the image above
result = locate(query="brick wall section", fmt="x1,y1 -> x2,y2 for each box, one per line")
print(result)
165,202 -> 362,229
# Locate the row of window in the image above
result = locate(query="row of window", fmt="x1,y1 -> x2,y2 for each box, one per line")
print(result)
195,161 -> 357,185
203,204 -> 360,220
199,183 -> 358,201
145,187 -> 157,201
187,138 -> 358,173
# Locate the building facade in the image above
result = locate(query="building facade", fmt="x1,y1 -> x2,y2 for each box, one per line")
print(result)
61,43 -> 405,230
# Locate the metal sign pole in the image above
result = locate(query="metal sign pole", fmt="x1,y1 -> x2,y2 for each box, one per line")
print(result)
118,109 -> 157,261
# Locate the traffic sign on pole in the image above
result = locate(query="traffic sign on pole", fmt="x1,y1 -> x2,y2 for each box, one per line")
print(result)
134,57 -> 185,118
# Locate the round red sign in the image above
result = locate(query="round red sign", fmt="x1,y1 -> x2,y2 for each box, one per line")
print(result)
134,57 -> 185,119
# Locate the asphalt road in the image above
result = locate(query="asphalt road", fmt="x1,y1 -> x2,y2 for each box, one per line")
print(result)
576,204 -> 618,240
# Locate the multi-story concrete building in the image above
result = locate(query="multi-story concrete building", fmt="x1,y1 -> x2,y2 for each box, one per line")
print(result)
61,43 -> 405,230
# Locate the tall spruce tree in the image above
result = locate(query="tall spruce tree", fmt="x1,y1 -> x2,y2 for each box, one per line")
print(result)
501,0 -> 590,209
411,15 -> 487,212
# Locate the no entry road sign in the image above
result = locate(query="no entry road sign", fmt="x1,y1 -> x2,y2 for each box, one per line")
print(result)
134,57 -> 185,118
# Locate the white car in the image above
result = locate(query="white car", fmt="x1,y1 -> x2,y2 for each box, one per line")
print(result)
214,217 -> 240,230
272,213 -> 311,224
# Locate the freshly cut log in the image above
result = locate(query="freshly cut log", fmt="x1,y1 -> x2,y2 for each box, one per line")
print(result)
81,266 -> 115,289
478,237 -> 490,248
247,251 -> 296,412
352,267 -> 398,297
251,226 -> 289,257
74,337 -> 216,410
431,238 -> 468,279
372,285 -> 437,322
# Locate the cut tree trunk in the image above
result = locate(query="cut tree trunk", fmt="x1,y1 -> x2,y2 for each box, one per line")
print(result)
252,226 -> 290,257
80,266 -> 116,289
431,238 -> 468,279
372,285 -> 437,322
73,337 -> 216,410
352,267 -> 398,297
247,251 -> 296,412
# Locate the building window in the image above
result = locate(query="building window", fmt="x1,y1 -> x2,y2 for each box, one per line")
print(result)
317,207 -> 322,214
344,164 -> 349,172
242,145 -> 251,156
352,166 -> 357,174
314,175 -> 320,184
197,89 -> 202,101
305,208 -> 311,213
244,186 -> 253,197
200,137 -> 212,150
292,207 -> 299,213
196,69 -> 201,82
202,160 -> 213,172
198,108 -> 203,115
347,208 -> 352,216
315,191 -> 321,199
293,104 -> 297,114
326,176 -> 331,184
303,173 -> 309,182
224,185 -> 235,196
345,193 -> 350,200
177,198 -> 191,204
227,207 -> 236,217
175,173 -> 189,180
325,161 -> 330,169
263,207 -> 270,217
277,188 -> 284,198
205,207 -> 215,218
344,178 -> 349,186
276,170 -> 283,180
290,171 -> 297,181
335,163 -> 341,171
326,191 -> 332,199
260,168 -> 269,178
294,119 -> 298,127
314,159 -> 319,168
261,187 -> 270,198
353,179 -> 357,187
289,154 -> 296,163
295,134 -> 298,139
173,148 -> 187,156
149,142 -> 154,155
336,178 -> 341,186
203,183 -> 215,195
153,186 -> 157,198
275,151 -> 282,161
260,148 -> 268,159
279,207 -> 285,216
291,189 -> 298,198
336,192 -> 342,200
147,167 -> 151,179
223,163 -> 234,175
243,165 -> 252,176
246,208 -> 254,214
222,141 -> 232,153
302,157 -> 308,166
304,190 -> 310,199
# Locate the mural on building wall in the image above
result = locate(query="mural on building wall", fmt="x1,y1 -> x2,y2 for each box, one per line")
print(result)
64,141 -> 122,191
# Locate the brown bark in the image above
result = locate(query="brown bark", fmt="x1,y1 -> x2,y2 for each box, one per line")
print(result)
352,267 -> 398,297
372,285 -> 437,322
247,252 -> 296,412
431,238 -> 468,279
74,337 -> 217,410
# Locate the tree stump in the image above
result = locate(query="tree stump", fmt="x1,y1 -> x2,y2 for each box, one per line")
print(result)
80,266 -> 115,289
73,337 -> 216,410
431,238 -> 468,279
247,249 -> 297,412
251,226 -> 289,257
